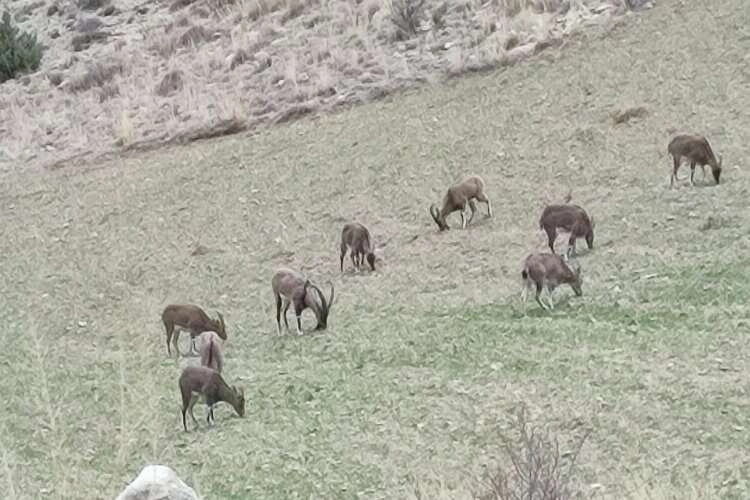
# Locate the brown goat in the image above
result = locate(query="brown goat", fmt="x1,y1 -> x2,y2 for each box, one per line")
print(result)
538,204 -> 594,258
521,252 -> 583,310
340,222 -> 376,272
429,175 -> 493,231
178,366 -> 245,431
197,331 -> 224,374
161,304 -> 226,357
668,134 -> 722,187
271,268 -> 335,335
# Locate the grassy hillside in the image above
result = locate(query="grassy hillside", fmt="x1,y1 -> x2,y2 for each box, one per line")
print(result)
1,0 -> 749,499
0,0 -> 635,172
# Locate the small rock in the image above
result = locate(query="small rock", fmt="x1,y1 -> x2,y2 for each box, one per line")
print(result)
75,16 -> 104,33
612,106 -> 648,125
115,465 -> 198,500
226,48 -> 251,70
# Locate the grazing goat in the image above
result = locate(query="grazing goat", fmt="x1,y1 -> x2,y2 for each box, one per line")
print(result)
161,304 -> 226,357
271,268 -> 335,335
197,331 -> 224,374
429,175 -> 493,231
340,222 -> 376,272
178,366 -> 245,432
521,252 -> 583,310
668,134 -> 722,187
539,204 -> 594,258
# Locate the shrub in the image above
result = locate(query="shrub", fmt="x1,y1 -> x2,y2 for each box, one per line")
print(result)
478,405 -> 590,500
386,0 -> 426,40
0,11 -> 44,83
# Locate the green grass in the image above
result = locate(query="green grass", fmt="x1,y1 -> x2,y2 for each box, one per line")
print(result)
1,0 -> 750,498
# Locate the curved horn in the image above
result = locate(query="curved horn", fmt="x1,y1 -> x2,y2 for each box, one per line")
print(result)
216,311 -> 226,338
307,283 -> 328,329
429,204 -> 440,225
327,281 -> 335,309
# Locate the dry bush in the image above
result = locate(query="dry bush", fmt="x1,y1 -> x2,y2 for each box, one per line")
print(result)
500,0 -> 566,16
477,406 -> 590,500
386,0 -> 427,39
71,31 -> 109,51
169,0 -> 197,12
78,0 -> 109,10
155,69 -> 184,96
98,82 -> 119,102
153,24 -> 216,57
281,0 -> 306,23
66,61 -> 124,93
243,0 -> 287,21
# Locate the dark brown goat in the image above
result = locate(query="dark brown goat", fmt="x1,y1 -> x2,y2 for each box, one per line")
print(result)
538,204 -> 594,258
340,222 -> 376,272
429,175 -> 493,231
271,268 -> 335,335
521,252 -> 583,310
668,134 -> 722,187
161,304 -> 226,357
178,366 -> 245,432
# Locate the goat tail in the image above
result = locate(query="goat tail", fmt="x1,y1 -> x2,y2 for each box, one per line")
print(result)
521,269 -> 529,280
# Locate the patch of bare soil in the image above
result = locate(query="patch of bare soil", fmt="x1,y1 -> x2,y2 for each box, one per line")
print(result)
0,0 -> 649,171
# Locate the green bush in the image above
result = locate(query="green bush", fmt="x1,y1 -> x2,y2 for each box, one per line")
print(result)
0,11 -> 43,83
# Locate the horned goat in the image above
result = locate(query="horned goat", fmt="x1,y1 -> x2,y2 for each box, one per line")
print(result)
429,175 -> 493,231
271,268 -> 335,335
161,304 -> 226,357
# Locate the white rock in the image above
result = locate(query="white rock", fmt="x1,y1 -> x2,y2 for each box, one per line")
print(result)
115,465 -> 199,500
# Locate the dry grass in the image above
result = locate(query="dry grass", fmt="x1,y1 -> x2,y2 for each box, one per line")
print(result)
0,0 -> 636,170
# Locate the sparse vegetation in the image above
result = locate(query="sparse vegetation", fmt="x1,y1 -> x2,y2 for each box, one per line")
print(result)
0,0 -> 632,170
0,10 -> 43,83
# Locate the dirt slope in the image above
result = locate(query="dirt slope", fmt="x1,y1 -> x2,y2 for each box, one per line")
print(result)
0,0 -> 635,172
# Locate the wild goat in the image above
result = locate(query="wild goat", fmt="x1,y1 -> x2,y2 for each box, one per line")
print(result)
161,304 -> 226,357
668,134 -> 722,187
521,252 -> 583,310
271,268 -> 335,335
197,331 -> 224,374
538,203 -> 594,258
429,175 -> 493,231
178,366 -> 245,432
340,222 -> 376,272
